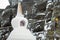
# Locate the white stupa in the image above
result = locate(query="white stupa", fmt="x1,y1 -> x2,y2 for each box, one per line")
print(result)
7,2 -> 36,40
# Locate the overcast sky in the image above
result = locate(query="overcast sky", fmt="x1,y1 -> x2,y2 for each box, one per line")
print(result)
0,0 -> 10,9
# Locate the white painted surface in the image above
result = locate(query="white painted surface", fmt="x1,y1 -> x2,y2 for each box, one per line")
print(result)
7,2 -> 36,40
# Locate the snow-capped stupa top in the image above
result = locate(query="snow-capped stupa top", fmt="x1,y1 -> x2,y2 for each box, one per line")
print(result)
11,2 -> 28,29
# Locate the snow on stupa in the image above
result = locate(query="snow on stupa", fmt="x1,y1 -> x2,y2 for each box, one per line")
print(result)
7,2 -> 36,40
